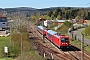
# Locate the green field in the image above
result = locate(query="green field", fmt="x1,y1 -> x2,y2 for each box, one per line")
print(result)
0,58 -> 13,60
85,36 -> 90,40
71,40 -> 90,53
0,37 -> 13,58
0,37 -> 10,47
29,50 -> 45,60
81,30 -> 90,40
0,37 -> 10,52
0,35 -> 46,60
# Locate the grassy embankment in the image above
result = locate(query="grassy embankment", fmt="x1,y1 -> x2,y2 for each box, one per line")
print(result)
71,40 -> 90,53
0,37 -> 13,60
12,31 -> 45,60
81,26 -> 90,39
80,26 -> 90,52
0,32 -> 45,60
81,29 -> 90,40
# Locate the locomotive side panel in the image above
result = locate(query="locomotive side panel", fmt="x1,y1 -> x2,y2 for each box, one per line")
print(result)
53,35 -> 61,48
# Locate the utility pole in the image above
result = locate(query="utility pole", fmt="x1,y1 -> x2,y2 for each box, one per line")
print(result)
20,32 -> 23,60
71,20 -> 74,40
9,20 -> 13,45
10,24 -> 12,45
19,16 -> 23,60
81,34 -> 84,60
42,20 -> 45,43
43,31 -> 45,43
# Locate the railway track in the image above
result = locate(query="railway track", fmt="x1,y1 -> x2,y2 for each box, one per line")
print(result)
26,20 -> 90,60
70,44 -> 90,60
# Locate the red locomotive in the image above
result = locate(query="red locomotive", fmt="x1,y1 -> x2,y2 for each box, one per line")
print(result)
37,26 -> 47,35
37,26 -> 70,48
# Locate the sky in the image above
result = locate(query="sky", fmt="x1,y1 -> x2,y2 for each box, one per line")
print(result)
0,0 -> 90,9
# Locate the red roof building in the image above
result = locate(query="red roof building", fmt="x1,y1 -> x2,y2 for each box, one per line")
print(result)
0,14 -> 7,18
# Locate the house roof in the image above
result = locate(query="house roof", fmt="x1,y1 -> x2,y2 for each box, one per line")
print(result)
46,20 -> 71,23
56,20 -> 66,22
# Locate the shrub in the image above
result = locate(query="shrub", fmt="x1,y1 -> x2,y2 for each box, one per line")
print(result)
64,21 -> 72,27
8,45 -> 20,58
0,45 -> 20,58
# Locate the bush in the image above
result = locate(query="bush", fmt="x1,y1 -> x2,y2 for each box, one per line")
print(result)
0,45 -> 20,58
8,45 -> 20,58
64,21 -> 72,27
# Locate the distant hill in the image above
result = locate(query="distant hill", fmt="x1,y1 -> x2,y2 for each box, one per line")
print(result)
0,7 -> 90,17
5,7 -> 36,11
0,7 -> 90,13
0,7 -> 36,14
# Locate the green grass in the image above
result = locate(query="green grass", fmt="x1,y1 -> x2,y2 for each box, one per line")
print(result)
0,37 -> 12,58
81,30 -> 85,34
85,46 -> 90,52
29,50 -> 45,60
71,40 -> 90,53
71,40 -> 81,46
85,36 -> 90,40
56,25 -> 69,35
0,58 -> 13,60
0,37 -> 10,50
81,30 -> 90,40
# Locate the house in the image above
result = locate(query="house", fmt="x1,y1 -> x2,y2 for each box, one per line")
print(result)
44,20 -> 71,27
0,14 -> 7,30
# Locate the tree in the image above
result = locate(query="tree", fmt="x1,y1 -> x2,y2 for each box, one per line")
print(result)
30,15 -> 36,20
47,11 -> 53,17
47,16 -> 51,20
57,15 -> 61,20
51,14 -> 54,20
77,8 -> 88,19
36,12 -> 41,19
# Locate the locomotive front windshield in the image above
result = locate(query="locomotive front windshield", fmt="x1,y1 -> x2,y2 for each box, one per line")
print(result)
61,38 -> 68,42
0,18 -> 7,22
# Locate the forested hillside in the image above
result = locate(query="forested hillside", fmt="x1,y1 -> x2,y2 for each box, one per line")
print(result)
0,7 -> 90,21
46,7 -> 90,20
29,7 -> 90,24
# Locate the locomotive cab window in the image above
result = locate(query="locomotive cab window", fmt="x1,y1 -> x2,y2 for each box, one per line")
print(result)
61,38 -> 68,42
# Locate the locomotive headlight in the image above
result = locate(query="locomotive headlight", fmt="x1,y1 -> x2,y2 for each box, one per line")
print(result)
62,43 -> 64,44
